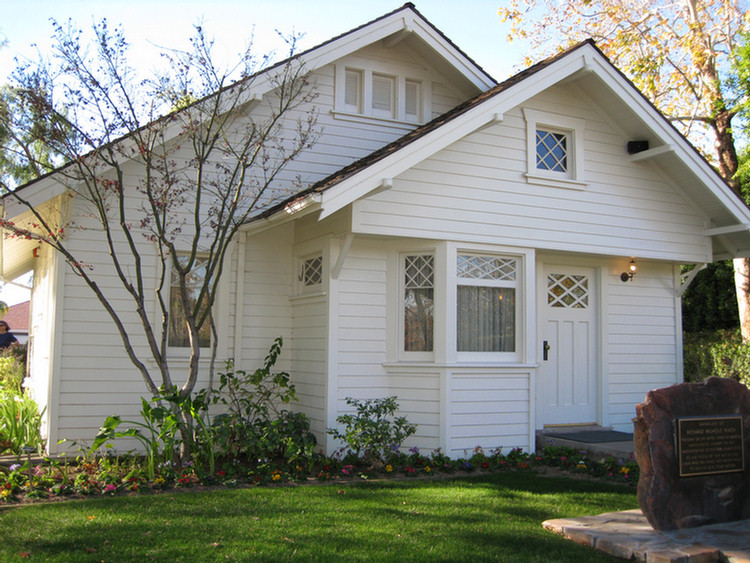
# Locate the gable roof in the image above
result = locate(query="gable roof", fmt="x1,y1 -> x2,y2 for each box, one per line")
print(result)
2,300 -> 29,332
2,3 -> 495,215
257,40 -> 750,260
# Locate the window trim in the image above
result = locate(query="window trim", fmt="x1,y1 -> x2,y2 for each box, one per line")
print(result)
453,251 -> 521,363
523,108 -> 586,190
390,244 -> 531,366
400,252 -> 436,361
296,252 -> 326,296
334,60 -> 432,125
167,253 -> 212,350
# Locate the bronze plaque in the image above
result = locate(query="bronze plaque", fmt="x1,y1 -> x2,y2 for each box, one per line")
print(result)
677,416 -> 745,477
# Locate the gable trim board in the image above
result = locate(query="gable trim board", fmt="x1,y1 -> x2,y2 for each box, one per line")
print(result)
5,5 -> 750,457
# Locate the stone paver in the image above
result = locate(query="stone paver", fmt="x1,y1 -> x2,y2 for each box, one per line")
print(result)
543,509 -> 750,563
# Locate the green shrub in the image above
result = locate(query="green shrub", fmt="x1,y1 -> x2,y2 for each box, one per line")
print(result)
328,396 -> 417,465
0,345 -> 27,395
0,345 -> 43,455
211,338 -> 317,468
683,330 -> 750,386
0,388 -> 45,455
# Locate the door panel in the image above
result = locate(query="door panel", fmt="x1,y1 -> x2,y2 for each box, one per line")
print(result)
538,266 -> 597,425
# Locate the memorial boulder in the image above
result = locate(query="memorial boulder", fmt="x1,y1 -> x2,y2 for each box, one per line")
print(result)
634,377 -> 750,531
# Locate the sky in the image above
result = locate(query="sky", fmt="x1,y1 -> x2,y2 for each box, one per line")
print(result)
0,0 -> 530,83
0,1 -> 532,306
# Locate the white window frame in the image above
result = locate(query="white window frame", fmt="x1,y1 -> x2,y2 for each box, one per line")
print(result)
167,253 -> 212,350
523,108 -> 586,190
452,251 -> 521,363
296,252 -> 325,296
399,252 -> 436,361
334,59 -> 431,126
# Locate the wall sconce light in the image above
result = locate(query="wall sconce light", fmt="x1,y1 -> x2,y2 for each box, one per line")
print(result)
620,260 -> 637,282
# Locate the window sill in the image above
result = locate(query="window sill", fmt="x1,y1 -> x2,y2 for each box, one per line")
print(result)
383,361 -> 540,370
330,110 -> 421,132
289,291 -> 327,303
525,173 -> 586,191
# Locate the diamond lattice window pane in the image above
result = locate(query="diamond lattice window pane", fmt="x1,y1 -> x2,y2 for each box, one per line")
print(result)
547,274 -> 588,308
457,255 -> 516,281
536,130 -> 568,172
302,256 -> 323,286
405,255 -> 434,289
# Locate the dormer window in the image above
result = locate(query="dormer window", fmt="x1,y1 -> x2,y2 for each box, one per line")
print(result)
335,60 -> 430,125
523,108 -> 586,189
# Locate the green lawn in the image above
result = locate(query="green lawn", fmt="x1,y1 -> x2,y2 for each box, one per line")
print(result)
0,472 -> 636,563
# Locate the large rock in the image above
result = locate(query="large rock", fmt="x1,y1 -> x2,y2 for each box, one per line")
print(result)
634,377 -> 750,531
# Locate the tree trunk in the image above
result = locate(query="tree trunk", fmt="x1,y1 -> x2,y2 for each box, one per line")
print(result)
734,258 -> 750,343
710,110 -> 748,342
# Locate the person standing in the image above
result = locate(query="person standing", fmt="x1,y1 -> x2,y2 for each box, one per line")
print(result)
0,321 -> 18,349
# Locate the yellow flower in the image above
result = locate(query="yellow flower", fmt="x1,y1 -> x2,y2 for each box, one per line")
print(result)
619,467 -> 629,474
0,489 -> 11,498
153,477 -> 165,485
272,473 -> 281,481
385,465 -> 393,473
425,466 -> 431,473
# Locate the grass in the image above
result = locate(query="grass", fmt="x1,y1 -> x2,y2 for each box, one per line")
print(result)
0,471 -> 635,563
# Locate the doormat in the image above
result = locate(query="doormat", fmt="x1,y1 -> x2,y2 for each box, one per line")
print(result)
544,430 -> 634,443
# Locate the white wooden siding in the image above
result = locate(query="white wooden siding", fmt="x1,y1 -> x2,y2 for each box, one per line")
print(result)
290,294 -> 328,437
449,370 -> 532,456
605,261 -> 680,430
352,85 -> 709,263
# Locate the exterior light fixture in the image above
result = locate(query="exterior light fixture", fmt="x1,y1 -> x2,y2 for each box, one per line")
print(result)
621,260 -> 637,282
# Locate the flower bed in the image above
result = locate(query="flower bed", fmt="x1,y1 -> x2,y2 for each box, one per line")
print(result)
0,445 -> 638,505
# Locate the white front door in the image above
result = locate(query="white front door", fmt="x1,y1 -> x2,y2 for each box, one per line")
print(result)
538,265 -> 598,426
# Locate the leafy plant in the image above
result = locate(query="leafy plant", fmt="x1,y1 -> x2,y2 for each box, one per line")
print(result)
0,345 -> 27,395
683,330 -> 750,386
328,396 -> 417,465
0,389 -> 45,456
211,337 -> 317,468
91,395 -> 180,481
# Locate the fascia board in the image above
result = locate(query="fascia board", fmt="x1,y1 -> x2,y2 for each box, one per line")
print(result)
3,179 -> 67,219
406,16 -> 495,90
585,49 -> 750,224
293,11 -> 494,92
297,16 -> 410,72
318,51 -> 591,219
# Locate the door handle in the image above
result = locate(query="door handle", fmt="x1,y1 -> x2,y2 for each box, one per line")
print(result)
543,340 -> 551,361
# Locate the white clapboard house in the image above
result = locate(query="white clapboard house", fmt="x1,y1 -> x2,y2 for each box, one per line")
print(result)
3,4 -> 750,456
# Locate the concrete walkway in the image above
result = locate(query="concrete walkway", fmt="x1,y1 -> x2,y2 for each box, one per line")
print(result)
544,509 -> 750,563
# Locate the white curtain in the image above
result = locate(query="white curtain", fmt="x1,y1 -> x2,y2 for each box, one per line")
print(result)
457,286 -> 515,352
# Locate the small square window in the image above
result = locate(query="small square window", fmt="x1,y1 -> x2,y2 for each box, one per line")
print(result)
536,130 -> 568,173
301,255 -> 323,287
523,108 -> 586,189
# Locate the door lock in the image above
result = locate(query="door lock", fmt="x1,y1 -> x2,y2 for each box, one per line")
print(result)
543,340 -> 551,361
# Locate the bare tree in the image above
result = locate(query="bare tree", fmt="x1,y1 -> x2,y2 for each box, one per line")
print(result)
0,20 -> 319,458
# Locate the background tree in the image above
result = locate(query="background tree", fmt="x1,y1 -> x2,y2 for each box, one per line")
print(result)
498,0 -> 750,338
0,20 -> 318,459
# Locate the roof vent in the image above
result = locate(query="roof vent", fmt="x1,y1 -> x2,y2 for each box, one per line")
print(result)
627,140 -> 649,155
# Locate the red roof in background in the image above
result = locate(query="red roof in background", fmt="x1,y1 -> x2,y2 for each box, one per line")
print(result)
2,301 -> 30,332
